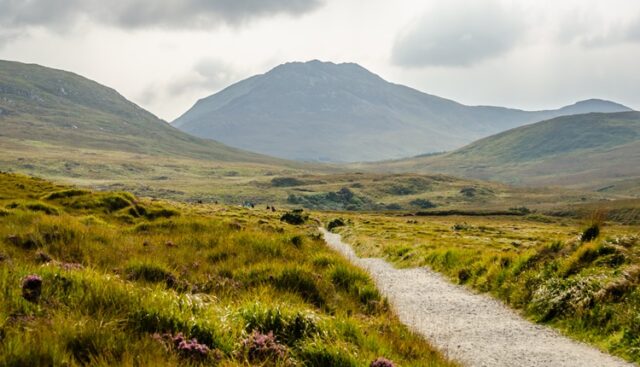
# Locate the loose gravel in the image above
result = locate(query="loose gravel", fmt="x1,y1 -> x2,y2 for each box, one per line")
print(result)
321,228 -> 636,367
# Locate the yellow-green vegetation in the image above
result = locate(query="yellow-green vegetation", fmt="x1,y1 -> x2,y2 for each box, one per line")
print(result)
0,173 -> 454,367
327,212 -> 640,362
4,137 -> 609,211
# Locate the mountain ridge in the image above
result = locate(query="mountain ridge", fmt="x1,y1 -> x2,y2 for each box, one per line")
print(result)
359,111 -> 640,194
173,60 -> 632,162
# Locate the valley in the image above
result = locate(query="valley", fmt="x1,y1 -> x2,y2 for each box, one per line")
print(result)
1,55 -> 639,367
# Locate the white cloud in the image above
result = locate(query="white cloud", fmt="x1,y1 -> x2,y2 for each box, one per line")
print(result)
391,1 -> 526,67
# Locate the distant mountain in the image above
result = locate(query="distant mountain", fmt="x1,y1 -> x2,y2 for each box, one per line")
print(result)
0,59 -> 287,164
173,60 -> 632,162
363,112 -> 640,194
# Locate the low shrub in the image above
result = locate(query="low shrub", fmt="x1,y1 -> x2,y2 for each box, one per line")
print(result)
581,224 -> 600,242
410,199 -> 437,209
241,331 -> 287,363
280,209 -> 308,225
371,357 -> 397,367
44,189 -> 89,200
274,267 -> 324,307
24,202 -> 59,215
327,218 -> 345,232
297,340 -> 357,367
331,265 -> 367,291
239,304 -> 320,344
126,263 -> 176,286
290,235 -> 304,248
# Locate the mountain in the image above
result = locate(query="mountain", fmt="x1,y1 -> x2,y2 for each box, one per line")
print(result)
173,60 -> 632,162
362,112 -> 640,194
0,59 -> 322,203
0,59 -> 290,164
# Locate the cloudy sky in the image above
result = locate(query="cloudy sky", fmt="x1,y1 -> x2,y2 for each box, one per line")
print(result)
1,0 -> 639,121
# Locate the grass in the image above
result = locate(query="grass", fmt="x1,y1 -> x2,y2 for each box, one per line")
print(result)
0,172 -> 454,366
327,211 -> 640,363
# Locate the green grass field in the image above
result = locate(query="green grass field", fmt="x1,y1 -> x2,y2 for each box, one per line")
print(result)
326,211 -> 640,362
0,173 -> 454,366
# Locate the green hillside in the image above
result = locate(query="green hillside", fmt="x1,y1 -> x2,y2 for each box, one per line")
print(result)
364,112 -> 640,194
0,59 -> 296,164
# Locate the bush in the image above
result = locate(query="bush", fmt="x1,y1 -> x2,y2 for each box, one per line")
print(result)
371,357 -> 397,367
297,341 -> 357,367
410,199 -> 437,209
290,235 -> 304,248
44,189 -> 89,200
24,202 -> 59,215
126,262 -> 176,286
312,256 -> 333,268
271,177 -> 305,187
581,224 -> 600,242
581,210 -> 607,242
100,193 -> 134,212
327,218 -> 345,232
331,265 -> 368,291
241,331 -> 287,362
22,274 -> 43,302
280,210 -> 308,225
274,268 -> 324,306
239,304 -> 320,344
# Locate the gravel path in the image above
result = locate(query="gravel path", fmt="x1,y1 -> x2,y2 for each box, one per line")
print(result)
321,228 -> 636,367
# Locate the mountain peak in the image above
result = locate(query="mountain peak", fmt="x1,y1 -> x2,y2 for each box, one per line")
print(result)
561,99 -> 633,113
173,62 -> 633,162
267,60 -> 378,79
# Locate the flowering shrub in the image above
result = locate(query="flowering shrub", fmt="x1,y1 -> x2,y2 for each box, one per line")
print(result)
152,332 -> 216,361
370,357 -> 396,367
22,274 -> 43,302
173,333 -> 210,358
242,330 -> 287,362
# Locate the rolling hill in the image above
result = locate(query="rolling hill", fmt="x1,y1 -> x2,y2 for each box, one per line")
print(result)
173,60 -> 631,162
0,59 -> 324,203
0,59 -> 293,164
363,112 -> 640,194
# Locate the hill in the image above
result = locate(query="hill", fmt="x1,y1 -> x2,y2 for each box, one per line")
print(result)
364,112 -> 640,194
0,59 -> 294,164
173,60 -> 631,162
0,60 -> 326,203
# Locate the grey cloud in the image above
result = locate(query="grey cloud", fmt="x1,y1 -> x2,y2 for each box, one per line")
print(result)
392,2 -> 524,67
557,11 -> 640,47
0,0 -> 324,30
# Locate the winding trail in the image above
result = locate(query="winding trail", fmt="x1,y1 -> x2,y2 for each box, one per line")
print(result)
320,228 -> 635,367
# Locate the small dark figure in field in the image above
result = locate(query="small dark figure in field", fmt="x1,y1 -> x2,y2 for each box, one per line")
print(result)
581,210 -> 606,242
22,274 -> 42,302
271,206 -> 276,212
266,205 -> 271,210
165,240 -> 176,247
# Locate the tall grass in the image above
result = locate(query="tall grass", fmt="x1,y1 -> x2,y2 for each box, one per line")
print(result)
0,173 -> 455,367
